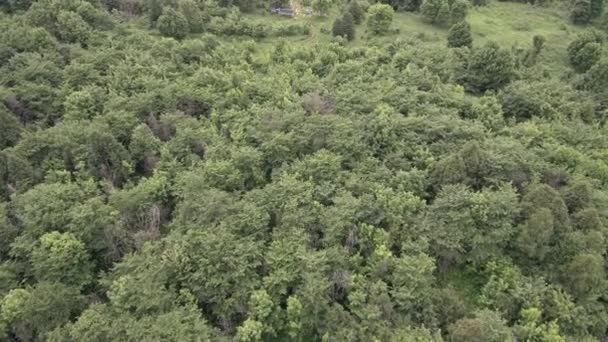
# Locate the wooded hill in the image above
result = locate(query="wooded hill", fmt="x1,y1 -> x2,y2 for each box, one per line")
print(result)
2,0 -> 608,340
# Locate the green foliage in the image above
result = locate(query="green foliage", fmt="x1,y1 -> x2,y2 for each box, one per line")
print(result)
31,231 -> 94,288
1,1 -> 608,341
313,0 -> 333,16
571,0 -> 603,24
562,253 -> 605,300
581,57 -> 608,93
348,1 -> 365,24
367,4 -> 394,35
572,42 -> 602,72
0,283 -> 85,341
590,0 -> 604,18
157,6 -> 190,39
448,309 -> 513,342
178,0 -> 205,33
533,34 -> 546,54
450,0 -> 469,24
516,207 -> 554,260
0,105 -> 21,149
572,0 -> 593,25
456,41 -> 515,93
332,12 -> 356,40
56,10 -> 92,44
421,0 -> 450,25
447,21 -> 473,48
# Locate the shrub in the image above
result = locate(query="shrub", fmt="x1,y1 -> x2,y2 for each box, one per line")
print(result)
367,4 -> 394,35
157,6 -> 189,39
447,21 -> 473,48
333,12 -> 355,40
421,0 -> 450,25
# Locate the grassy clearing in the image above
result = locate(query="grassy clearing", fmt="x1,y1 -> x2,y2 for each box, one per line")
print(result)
249,1 -> 585,73
468,2 -> 584,72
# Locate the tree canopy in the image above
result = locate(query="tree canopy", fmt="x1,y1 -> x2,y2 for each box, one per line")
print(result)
1,0 -> 608,341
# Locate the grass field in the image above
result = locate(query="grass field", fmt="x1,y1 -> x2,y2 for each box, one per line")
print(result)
250,0 -> 585,73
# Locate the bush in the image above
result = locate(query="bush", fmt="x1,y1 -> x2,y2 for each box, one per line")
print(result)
571,0 -> 592,25
367,4 -> 394,35
421,0 -> 450,25
568,30 -> 604,72
450,0 -> 469,24
447,21 -> 472,48
157,6 -> 189,39
348,1 -> 365,24
56,11 -> 91,45
333,12 -> 355,40
456,41 -> 515,93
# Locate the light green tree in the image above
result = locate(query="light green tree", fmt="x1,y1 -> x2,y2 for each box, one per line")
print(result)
32,231 -> 94,288
367,4 -> 394,35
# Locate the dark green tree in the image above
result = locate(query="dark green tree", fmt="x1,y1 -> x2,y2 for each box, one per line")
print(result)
157,6 -> 189,39
146,0 -> 164,26
421,0 -> 450,25
348,1 -> 365,24
590,0 -> 604,18
572,0 -> 592,24
179,0 -> 204,33
533,34 -> 546,54
450,0 -> 469,23
0,105 -> 21,149
562,253 -> 605,300
456,41 -> 515,93
447,21 -> 473,48
332,12 -> 355,40
571,42 -> 602,72
0,283 -> 85,341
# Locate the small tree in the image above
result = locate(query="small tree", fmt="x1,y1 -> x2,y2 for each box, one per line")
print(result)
447,21 -> 473,48
333,12 -> 355,40
581,57 -> 608,93
146,0 -> 164,26
590,0 -> 604,18
367,4 -> 394,35
449,310 -> 513,342
157,6 -> 189,39
56,11 -> 91,45
456,41 -> 515,93
421,0 -> 450,25
563,253 -> 605,300
348,1 -> 365,24
571,0 -> 592,25
312,0 -> 332,16
32,232 -> 94,288
532,35 -> 545,54
450,0 -> 469,23
568,30 -> 604,72
401,0 -> 423,11
179,0 -> 204,33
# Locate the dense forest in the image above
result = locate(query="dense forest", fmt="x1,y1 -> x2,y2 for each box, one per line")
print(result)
2,0 -> 608,340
